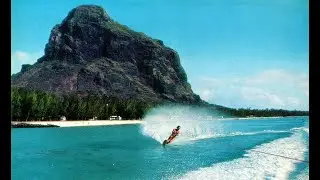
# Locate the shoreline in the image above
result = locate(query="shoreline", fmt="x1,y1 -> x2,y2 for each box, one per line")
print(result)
215,115 -> 308,121
11,120 -> 143,128
11,116 -> 308,128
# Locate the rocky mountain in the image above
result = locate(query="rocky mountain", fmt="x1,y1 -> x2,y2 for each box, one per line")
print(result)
11,5 -> 202,104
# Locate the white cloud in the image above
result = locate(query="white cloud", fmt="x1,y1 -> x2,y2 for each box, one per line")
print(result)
13,51 -> 29,61
11,51 -> 43,74
244,69 -> 308,90
298,80 -> 309,97
287,97 -> 301,106
240,87 -> 285,107
196,89 -> 214,101
193,69 -> 309,110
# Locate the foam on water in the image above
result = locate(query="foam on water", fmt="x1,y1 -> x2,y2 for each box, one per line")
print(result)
140,105 -> 303,144
290,127 -> 309,134
187,130 -> 290,141
140,105 -> 224,144
295,167 -> 309,180
175,128 -> 309,180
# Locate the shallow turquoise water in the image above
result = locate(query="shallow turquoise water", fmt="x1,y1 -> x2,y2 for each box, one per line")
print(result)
12,116 -> 309,180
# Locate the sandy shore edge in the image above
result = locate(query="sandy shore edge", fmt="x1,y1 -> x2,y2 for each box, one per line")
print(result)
11,120 -> 142,127
11,116 -> 307,128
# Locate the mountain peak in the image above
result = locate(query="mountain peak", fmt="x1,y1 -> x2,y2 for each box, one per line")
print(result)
64,5 -> 111,24
12,5 -> 202,104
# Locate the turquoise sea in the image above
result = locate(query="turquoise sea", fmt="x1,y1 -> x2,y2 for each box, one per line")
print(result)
12,115 -> 309,180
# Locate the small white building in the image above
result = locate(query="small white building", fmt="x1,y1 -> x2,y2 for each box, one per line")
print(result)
109,116 -> 122,120
60,116 -> 66,121
89,116 -> 98,121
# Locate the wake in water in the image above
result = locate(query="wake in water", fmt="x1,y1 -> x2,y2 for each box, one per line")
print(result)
140,106 -> 309,179
140,105 -> 224,144
176,127 -> 309,180
140,105 -> 307,144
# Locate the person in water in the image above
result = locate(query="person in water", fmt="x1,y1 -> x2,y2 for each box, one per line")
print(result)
166,125 -> 180,143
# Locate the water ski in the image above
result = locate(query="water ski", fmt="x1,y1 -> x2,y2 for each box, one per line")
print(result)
163,135 -> 177,146
162,140 -> 168,146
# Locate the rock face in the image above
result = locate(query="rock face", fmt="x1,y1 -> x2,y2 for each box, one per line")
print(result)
11,5 -> 202,103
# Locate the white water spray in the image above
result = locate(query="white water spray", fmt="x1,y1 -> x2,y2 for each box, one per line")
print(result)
140,105 -> 224,144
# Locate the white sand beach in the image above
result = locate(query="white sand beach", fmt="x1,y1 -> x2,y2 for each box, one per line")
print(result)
11,116 -> 305,128
12,120 -> 142,127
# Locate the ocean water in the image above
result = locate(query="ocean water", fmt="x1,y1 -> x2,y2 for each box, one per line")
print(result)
12,116 -> 309,180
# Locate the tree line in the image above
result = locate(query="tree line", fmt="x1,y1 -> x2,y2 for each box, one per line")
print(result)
11,87 -> 308,121
11,87 -> 155,121
207,104 -> 309,117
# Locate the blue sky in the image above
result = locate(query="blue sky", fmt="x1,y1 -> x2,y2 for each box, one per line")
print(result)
11,0 -> 309,110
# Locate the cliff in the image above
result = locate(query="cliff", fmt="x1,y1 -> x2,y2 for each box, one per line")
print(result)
11,5 -> 202,104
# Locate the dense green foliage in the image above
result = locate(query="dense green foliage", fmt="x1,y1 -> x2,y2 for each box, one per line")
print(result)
207,104 -> 309,117
11,87 -> 308,121
11,87 -> 154,121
